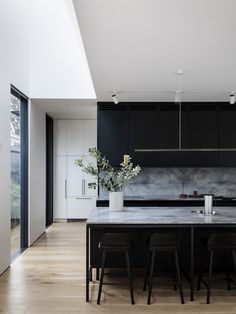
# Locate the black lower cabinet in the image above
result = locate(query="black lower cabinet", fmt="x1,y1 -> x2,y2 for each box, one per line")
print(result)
90,227 -> 236,272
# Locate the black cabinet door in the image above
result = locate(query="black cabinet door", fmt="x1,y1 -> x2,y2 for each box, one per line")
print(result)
158,104 -> 179,148
98,103 -> 129,166
183,103 -> 218,166
157,103 -> 188,166
183,103 -> 218,148
129,104 -> 158,166
219,104 -> 236,166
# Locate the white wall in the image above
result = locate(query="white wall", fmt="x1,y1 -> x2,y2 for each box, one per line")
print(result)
0,0 -> 30,274
0,0 -> 95,274
0,75 -> 11,275
28,101 -> 46,245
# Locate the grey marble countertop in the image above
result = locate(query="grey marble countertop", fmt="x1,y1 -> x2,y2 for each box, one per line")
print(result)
87,207 -> 236,225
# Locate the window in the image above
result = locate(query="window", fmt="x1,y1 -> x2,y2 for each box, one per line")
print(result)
10,86 -> 28,258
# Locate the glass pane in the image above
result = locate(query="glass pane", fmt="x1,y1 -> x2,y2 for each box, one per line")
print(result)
10,93 -> 21,256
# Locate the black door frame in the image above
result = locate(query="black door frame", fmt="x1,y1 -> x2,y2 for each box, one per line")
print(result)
11,85 -> 28,251
46,114 -> 54,227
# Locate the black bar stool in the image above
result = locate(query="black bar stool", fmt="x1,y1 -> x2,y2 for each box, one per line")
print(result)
97,233 -> 135,305
197,233 -> 236,304
143,233 -> 184,304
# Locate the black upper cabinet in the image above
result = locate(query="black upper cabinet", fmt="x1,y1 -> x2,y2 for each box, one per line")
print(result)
97,103 -> 129,166
129,104 -> 157,149
183,103 -> 218,166
219,104 -> 236,148
157,104 -> 188,166
129,104 -> 158,166
158,104 -> 179,148
129,103 -> 186,166
219,104 -> 236,166
98,102 -> 236,167
183,103 -> 218,148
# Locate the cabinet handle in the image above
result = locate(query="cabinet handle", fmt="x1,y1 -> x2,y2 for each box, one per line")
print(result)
82,179 -> 86,195
65,179 -> 67,198
76,197 -> 92,200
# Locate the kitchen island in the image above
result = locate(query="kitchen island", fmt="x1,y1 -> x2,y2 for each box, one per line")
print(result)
86,206 -> 236,302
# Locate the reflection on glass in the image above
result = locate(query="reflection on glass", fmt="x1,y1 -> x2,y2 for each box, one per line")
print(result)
10,93 -> 21,256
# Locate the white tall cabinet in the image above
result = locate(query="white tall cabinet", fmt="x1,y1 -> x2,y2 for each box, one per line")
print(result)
54,119 -> 97,220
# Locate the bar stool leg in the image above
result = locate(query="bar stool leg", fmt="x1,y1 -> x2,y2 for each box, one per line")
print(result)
225,252 -> 231,290
171,253 -> 177,291
147,251 -> 156,305
174,250 -> 184,304
97,251 -> 106,305
172,273 -> 177,291
207,251 -> 214,304
125,251 -> 135,305
143,252 -> 151,291
96,268 -> 100,281
197,249 -> 206,291
232,250 -> 236,276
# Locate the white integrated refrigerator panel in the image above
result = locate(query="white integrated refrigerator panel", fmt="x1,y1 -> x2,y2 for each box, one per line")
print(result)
67,155 -> 84,197
84,120 -> 97,153
84,172 -> 97,197
54,120 -> 68,155
54,119 -> 97,219
54,156 -> 67,219
67,120 -> 84,155
67,197 -> 96,219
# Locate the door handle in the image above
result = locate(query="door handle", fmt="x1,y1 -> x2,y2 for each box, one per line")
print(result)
65,179 -> 67,198
82,179 -> 86,195
76,197 -> 91,200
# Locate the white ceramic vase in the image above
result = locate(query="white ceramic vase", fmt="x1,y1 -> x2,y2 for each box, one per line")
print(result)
109,191 -> 124,211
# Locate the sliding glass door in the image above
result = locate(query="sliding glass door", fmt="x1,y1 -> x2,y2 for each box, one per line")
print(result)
10,86 -> 28,257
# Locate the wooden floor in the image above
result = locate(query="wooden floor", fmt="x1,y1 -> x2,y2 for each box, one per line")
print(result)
1,222 -> 236,313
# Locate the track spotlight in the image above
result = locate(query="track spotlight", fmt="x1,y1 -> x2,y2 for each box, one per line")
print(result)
112,93 -> 119,104
230,91 -> 235,104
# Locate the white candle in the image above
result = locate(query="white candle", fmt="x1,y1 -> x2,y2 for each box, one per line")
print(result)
123,154 -> 129,165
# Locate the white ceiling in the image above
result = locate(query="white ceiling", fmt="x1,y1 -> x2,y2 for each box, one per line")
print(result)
73,0 -> 236,102
34,99 -> 97,119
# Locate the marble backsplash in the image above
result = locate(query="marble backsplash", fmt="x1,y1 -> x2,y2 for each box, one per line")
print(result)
99,168 -> 236,198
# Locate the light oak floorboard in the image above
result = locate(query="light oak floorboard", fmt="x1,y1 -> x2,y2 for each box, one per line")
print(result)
0,222 -> 236,313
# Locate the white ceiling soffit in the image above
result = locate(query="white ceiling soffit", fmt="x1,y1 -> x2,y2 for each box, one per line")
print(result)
34,99 -> 97,119
30,0 -> 96,99
73,0 -> 236,102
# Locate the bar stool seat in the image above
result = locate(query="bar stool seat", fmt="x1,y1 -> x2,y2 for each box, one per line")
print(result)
197,233 -> 236,304
207,233 -> 236,250
97,233 -> 134,305
143,232 -> 184,305
98,233 -> 132,251
149,233 -> 181,250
